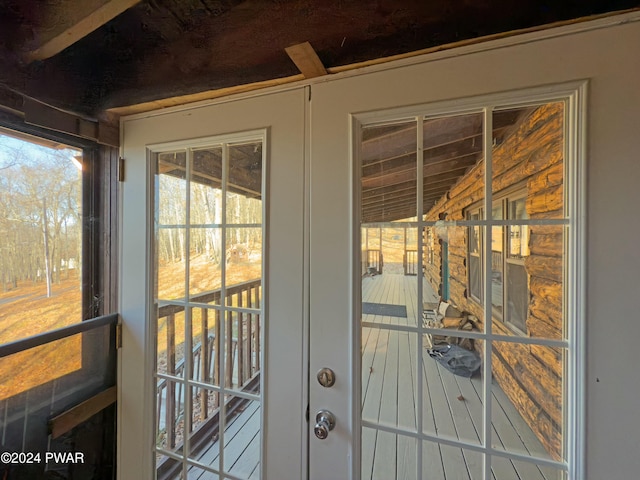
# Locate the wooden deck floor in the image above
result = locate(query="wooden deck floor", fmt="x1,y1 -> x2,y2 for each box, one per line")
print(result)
184,273 -> 561,479
187,401 -> 260,479
362,273 -> 560,480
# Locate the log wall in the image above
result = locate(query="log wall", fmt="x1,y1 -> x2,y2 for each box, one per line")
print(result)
423,102 -> 564,459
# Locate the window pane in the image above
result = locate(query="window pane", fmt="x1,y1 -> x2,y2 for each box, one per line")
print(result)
361,121 -> 417,223
0,134 -> 83,342
492,104 -> 565,220
221,398 -> 261,478
423,337 -> 485,446
491,341 -> 565,462
422,439 -> 483,480
506,262 -> 528,333
491,204 -> 504,316
496,224 -> 565,340
362,427 -> 417,480
227,141 -> 262,224
191,147 -> 223,226
423,112 -> 485,217
154,135 -> 264,479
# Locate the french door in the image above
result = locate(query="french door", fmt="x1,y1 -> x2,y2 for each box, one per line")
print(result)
119,88 -> 308,480
119,34 -> 586,480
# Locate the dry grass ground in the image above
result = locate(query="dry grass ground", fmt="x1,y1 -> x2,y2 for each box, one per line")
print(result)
0,273 -> 82,400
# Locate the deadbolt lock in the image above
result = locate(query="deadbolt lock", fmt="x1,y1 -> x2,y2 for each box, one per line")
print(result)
316,367 -> 336,388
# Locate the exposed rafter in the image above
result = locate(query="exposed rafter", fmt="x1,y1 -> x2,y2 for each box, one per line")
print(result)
285,42 -> 328,79
25,0 -> 141,63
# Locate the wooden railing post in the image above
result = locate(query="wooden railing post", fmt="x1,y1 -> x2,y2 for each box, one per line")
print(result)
247,287 -> 254,377
214,309 -> 221,409
200,308 -> 209,420
254,286 -> 260,373
238,291 -> 244,386
225,304 -> 233,389
166,314 -> 176,449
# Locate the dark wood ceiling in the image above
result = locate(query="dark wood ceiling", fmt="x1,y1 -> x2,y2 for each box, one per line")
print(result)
1,0 -> 639,120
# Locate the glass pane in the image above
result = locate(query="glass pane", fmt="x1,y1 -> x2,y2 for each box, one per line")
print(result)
423,337 -> 484,446
188,385 -> 221,467
187,465 -> 219,479
192,308 -> 222,387
225,308 -> 261,394
496,224 -> 565,340
192,147 -> 223,226
423,225 -> 485,334
362,427 -> 417,480
158,151 -> 187,225
422,439 -> 483,480
227,141 -> 263,225
530,224 -> 565,340
223,398 -> 261,478
156,380 -> 185,456
189,228 -> 222,303
492,455 -> 567,480
0,134 -> 83,340
361,121 -> 417,223
423,112 -> 484,217
491,341 -> 564,461
191,308 -> 215,385
361,331 -> 418,431
154,136 -> 263,479
225,227 -> 262,290
492,104 -> 565,218
157,309 -> 186,377
157,228 -> 187,301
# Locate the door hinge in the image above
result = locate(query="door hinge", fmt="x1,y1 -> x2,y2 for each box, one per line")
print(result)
115,323 -> 123,349
118,157 -> 125,182
305,403 -> 309,423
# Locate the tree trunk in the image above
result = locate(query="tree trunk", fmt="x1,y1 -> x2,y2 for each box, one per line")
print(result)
42,198 -> 52,297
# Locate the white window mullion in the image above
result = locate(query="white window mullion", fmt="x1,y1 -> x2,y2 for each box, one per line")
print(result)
219,142 -> 228,474
415,114 -> 424,480
482,105 -> 494,480
183,148 -> 193,469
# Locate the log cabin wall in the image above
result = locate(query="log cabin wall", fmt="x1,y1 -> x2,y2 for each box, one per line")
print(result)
423,102 -> 564,458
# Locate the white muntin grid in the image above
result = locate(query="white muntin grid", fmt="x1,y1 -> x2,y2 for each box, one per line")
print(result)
150,130 -> 266,480
354,81 -> 586,480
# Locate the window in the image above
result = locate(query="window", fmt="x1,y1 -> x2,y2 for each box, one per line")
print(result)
358,92 -> 579,479
467,190 -> 530,335
426,228 -> 435,265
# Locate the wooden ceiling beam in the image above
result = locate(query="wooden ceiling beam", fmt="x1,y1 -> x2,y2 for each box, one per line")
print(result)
285,42 -> 327,79
22,98 -> 119,146
25,0 -> 141,63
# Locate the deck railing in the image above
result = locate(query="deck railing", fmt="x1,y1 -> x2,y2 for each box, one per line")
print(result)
157,278 -> 261,460
0,313 -> 118,479
403,249 -> 418,275
363,249 -> 383,275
